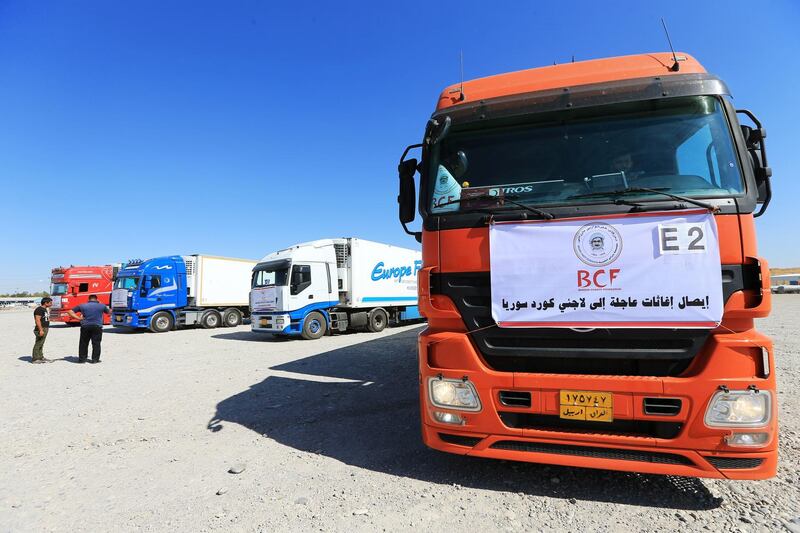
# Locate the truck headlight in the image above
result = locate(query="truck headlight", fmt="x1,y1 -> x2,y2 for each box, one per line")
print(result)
428,377 -> 481,411
704,390 -> 771,427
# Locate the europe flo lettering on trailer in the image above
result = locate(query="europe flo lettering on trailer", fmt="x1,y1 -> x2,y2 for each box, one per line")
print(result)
371,260 -> 422,283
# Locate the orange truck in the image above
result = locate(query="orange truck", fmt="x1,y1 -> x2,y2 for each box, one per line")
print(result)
397,53 -> 775,479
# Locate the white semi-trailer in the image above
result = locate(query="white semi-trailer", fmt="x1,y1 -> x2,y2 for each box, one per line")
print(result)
250,238 -> 421,339
112,254 -> 258,332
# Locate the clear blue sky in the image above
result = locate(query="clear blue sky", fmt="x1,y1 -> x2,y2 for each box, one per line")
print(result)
1,1 -> 798,292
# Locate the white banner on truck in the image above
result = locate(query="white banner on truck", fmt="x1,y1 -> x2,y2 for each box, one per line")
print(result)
490,209 -> 723,328
111,289 -> 129,309
251,286 -> 278,312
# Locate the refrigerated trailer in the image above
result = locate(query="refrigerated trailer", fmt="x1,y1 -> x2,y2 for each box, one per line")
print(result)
250,238 -> 421,339
111,254 -> 257,332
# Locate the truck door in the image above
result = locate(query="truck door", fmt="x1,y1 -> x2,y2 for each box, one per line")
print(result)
289,263 -> 335,309
139,274 -> 167,312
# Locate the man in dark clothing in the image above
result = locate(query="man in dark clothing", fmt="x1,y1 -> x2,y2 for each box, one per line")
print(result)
67,295 -> 110,364
32,297 -> 54,364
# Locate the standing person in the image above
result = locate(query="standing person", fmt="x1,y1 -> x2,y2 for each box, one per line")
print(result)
32,297 -> 54,364
66,295 -> 110,364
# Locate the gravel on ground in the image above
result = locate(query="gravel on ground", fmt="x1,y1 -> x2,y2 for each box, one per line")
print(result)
1,297 -> 799,532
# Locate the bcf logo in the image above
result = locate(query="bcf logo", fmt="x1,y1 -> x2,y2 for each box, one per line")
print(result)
577,268 -> 620,288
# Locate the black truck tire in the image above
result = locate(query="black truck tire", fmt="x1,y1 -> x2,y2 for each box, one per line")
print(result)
367,308 -> 388,333
201,310 -> 221,329
301,312 -> 327,340
150,311 -> 174,333
222,308 -> 242,327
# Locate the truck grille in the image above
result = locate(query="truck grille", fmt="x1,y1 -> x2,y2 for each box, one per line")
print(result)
498,412 -> 682,439
490,441 -> 693,465
430,266 -> 759,377
705,457 -> 764,469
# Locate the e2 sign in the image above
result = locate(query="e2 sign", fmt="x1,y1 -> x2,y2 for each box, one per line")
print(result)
658,223 -> 708,255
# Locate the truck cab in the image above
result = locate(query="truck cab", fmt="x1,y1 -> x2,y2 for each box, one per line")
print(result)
111,256 -> 187,330
398,53 -> 776,479
50,265 -> 118,325
251,240 -> 339,337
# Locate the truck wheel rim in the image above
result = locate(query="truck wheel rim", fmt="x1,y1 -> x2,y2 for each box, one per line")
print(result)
156,317 -> 169,329
227,314 -> 237,325
208,316 -> 218,326
309,320 -> 321,334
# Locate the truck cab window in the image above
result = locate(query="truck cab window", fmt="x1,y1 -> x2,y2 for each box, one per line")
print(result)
79,283 -> 89,292
290,265 -> 312,295
676,124 -> 718,187
151,275 -> 161,289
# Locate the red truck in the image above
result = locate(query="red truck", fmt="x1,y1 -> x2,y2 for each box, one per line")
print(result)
398,52 -> 775,479
50,265 -> 119,325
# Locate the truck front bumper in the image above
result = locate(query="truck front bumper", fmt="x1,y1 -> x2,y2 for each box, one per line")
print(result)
418,328 -> 778,480
251,313 -> 293,334
112,311 -> 146,328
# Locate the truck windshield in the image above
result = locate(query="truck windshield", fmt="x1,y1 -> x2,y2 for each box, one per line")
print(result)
114,277 -> 140,290
428,95 -> 744,213
50,283 -> 68,295
252,263 -> 290,288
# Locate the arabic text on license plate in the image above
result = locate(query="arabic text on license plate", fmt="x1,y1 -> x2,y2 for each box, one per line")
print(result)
559,390 -> 613,422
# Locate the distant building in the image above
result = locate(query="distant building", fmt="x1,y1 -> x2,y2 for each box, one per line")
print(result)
771,273 -> 800,293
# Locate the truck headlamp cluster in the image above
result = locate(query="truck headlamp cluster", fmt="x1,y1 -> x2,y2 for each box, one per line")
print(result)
704,390 -> 771,427
428,377 -> 481,411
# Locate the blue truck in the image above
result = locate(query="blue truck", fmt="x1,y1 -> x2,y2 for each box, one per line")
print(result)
111,254 -> 257,332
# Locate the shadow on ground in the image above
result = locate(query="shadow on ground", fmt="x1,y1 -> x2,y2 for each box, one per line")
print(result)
211,331 -> 288,342
208,328 -> 720,510
102,327 -> 146,334
17,355 -> 84,363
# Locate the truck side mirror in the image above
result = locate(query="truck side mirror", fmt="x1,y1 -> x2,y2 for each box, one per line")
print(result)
398,158 -> 418,224
737,110 -> 772,217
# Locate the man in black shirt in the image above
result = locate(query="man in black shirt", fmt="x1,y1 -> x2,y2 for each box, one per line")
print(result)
67,295 -> 110,363
32,297 -> 53,364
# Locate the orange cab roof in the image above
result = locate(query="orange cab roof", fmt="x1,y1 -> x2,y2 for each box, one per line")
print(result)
436,52 -> 706,111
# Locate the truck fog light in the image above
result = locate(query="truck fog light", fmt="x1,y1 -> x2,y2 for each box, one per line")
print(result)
428,377 -> 481,411
433,411 -> 465,425
126,316 -> 133,324
725,432 -> 770,447
705,390 -> 771,427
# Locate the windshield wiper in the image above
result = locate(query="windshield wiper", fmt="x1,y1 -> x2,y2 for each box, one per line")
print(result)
434,194 -> 554,219
569,187 -> 719,212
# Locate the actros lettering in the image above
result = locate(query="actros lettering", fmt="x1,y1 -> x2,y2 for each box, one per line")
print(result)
371,260 -> 423,282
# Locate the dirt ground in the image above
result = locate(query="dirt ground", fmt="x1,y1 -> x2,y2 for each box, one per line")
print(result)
1,298 -> 799,532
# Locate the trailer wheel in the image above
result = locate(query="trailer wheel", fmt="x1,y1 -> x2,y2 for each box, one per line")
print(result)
367,308 -> 388,333
301,312 -> 326,340
201,310 -> 222,329
222,308 -> 242,327
150,311 -> 174,333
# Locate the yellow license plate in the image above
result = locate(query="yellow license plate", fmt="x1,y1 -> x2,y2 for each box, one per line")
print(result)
260,318 -> 268,327
559,390 -> 613,422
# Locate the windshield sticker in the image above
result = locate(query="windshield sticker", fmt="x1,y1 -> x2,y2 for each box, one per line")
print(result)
430,165 -> 462,212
